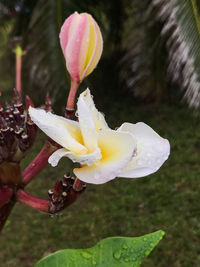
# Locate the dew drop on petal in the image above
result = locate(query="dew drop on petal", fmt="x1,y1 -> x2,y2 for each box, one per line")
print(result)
137,159 -> 143,166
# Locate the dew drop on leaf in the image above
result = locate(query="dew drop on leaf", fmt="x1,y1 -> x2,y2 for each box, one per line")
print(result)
150,243 -> 155,248
122,243 -> 128,249
113,249 -> 122,260
92,258 -> 97,266
81,251 -> 92,259
145,250 -> 150,256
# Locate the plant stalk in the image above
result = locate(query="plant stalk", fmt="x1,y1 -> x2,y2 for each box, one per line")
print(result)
66,79 -> 79,110
0,188 -> 13,208
22,140 -> 58,185
16,188 -> 84,214
0,201 -> 15,233
0,188 -> 14,233
15,45 -> 23,95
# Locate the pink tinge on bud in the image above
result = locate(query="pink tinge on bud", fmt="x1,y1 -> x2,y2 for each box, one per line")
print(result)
59,12 -> 103,83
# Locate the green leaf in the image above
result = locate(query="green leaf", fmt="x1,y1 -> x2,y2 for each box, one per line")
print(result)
35,230 -> 165,267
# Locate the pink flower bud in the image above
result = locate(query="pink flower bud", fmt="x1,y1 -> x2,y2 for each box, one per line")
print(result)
59,12 -> 103,83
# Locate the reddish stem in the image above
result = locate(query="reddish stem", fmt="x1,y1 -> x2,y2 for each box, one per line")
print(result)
66,79 -> 79,110
0,201 -> 15,233
22,140 -> 58,185
15,46 -> 22,95
0,188 -> 13,208
16,188 -> 84,214
16,189 -> 49,213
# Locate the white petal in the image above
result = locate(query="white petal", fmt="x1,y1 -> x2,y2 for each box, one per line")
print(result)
48,147 -> 101,167
74,129 -> 136,184
118,122 -> 170,178
77,91 -> 98,152
79,89 -> 109,131
29,107 -> 87,154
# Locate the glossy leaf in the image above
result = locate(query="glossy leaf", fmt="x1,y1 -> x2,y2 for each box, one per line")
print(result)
35,230 -> 165,267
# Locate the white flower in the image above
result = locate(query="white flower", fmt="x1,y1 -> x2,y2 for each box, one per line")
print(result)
29,89 -> 170,184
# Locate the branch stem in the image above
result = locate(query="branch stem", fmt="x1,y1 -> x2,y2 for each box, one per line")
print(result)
0,202 -> 15,233
15,45 -> 23,95
16,189 -> 49,213
0,188 -> 13,208
16,188 -> 84,214
66,79 -> 79,110
22,140 -> 58,185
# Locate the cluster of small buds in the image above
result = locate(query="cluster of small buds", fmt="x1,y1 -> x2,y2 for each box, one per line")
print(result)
48,172 -> 86,213
0,88 -> 37,163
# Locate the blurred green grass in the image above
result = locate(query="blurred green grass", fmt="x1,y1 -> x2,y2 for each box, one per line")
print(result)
0,101 -> 200,267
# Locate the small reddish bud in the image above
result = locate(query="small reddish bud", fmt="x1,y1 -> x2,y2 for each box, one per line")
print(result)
25,95 -> 34,110
19,132 -> 29,152
13,88 -> 20,102
26,121 -> 37,145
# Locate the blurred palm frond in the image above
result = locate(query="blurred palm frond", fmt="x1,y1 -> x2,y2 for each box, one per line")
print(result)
153,0 -> 200,107
121,0 -> 200,107
23,0 -> 68,107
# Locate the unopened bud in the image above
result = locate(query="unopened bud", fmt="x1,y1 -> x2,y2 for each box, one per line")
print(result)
60,12 -> 103,83
25,95 -> 34,110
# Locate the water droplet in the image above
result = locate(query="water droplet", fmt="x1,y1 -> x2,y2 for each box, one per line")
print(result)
81,251 -> 92,259
147,160 -> 152,165
150,242 -> 154,248
92,259 -> 97,266
137,159 -> 143,166
147,152 -> 151,157
145,250 -> 150,256
122,243 -> 128,250
113,249 -> 121,260
156,158 -> 161,164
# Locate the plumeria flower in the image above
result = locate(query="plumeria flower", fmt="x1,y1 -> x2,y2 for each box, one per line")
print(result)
29,89 -> 170,184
